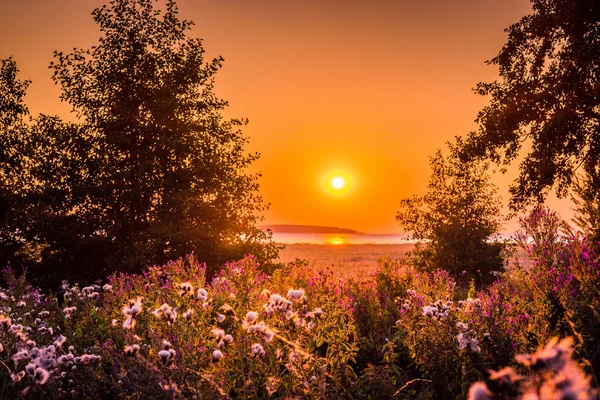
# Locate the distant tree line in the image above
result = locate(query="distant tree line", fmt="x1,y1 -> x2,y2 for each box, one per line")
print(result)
0,0 -> 278,290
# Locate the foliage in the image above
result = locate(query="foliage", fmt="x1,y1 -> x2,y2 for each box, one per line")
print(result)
572,174 -> 600,251
397,143 -> 507,287
461,0 -> 600,209
0,0 -> 278,289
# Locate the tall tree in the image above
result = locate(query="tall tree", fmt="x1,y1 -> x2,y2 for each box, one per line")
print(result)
462,0 -> 600,209
397,141 -> 506,287
1,0 -> 277,288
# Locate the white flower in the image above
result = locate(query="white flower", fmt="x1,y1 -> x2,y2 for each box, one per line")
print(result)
34,367 -> 50,384
467,382 -> 492,400
158,349 -> 176,364
123,297 -> 143,318
54,335 -> 67,348
124,344 -> 140,356
178,282 -> 194,297
197,288 -> 208,302
212,349 -> 223,361
212,328 -> 225,340
287,289 -> 305,301
246,311 -> 258,323
251,343 -> 265,357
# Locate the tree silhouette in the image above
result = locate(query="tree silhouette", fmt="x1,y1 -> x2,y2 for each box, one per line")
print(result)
1,0 -> 277,288
397,141 -> 506,287
462,0 -> 600,209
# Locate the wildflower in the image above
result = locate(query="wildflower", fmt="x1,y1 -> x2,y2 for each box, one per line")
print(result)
158,349 -> 176,364
153,303 -> 177,324
197,288 -> 208,302
182,309 -> 194,320
123,297 -> 143,318
33,367 -> 50,384
263,328 -> 275,342
212,349 -> 223,361
422,305 -> 437,318
124,344 -> 140,356
246,311 -> 258,323
467,382 -> 492,400
287,288 -> 305,302
178,282 -> 194,297
54,334 -> 67,348
63,306 -> 77,319
251,343 -> 265,357
11,371 -> 25,382
0,314 -> 10,329
217,313 -> 225,323
312,307 -> 323,318
102,284 -> 112,292
224,334 -> 233,343
212,328 -> 225,340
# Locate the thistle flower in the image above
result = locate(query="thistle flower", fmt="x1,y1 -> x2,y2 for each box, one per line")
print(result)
63,306 -> 77,319
11,371 -> 25,382
33,367 -> 50,385
178,282 -> 194,297
153,303 -> 177,324
0,315 -> 11,329
212,349 -> 223,361
124,344 -> 140,356
182,309 -> 194,320
287,289 -> 305,302
245,311 -> 258,323
54,335 -> 67,348
212,328 -> 225,340
158,349 -> 176,364
123,297 -> 143,329
251,343 -> 265,357
467,382 -> 492,400
197,288 -> 208,302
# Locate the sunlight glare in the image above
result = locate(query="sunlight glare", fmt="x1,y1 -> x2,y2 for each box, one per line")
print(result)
332,177 -> 345,189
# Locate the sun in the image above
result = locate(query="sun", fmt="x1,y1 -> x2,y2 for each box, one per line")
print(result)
331,176 -> 345,189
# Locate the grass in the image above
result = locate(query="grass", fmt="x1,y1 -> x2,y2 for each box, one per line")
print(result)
275,243 -> 415,276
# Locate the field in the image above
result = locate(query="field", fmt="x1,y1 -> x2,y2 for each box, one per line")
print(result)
275,243 -> 415,275
276,243 -> 533,275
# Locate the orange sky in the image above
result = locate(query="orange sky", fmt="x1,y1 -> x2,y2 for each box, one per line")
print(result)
0,0 -> 574,234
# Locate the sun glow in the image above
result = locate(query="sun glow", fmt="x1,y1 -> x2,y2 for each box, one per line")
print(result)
331,176 -> 345,189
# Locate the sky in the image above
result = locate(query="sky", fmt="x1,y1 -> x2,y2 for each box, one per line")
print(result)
0,0 -> 574,234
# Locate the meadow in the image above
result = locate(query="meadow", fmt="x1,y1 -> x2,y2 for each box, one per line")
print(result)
276,243 -> 414,276
0,209 -> 597,399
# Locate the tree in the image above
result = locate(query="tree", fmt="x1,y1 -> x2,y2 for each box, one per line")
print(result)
0,58 -> 32,268
571,175 -> 600,249
397,142 -> 506,287
462,0 -> 600,209
0,0 -> 277,288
